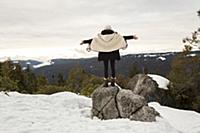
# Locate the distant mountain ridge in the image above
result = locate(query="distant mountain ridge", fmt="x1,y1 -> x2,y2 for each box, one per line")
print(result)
14,51 -> 200,83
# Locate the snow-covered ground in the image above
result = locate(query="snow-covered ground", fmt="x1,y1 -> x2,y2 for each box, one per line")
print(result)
149,103 -> 200,133
0,91 -> 200,133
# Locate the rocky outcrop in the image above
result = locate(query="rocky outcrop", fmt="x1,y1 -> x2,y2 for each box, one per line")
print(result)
130,106 -> 159,122
127,74 -> 158,101
116,90 -> 147,118
91,85 -> 159,122
91,85 -> 119,119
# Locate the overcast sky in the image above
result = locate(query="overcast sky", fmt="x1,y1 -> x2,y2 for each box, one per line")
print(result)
0,0 -> 200,59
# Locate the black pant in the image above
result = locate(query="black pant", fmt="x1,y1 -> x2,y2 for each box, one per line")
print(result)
103,60 -> 115,78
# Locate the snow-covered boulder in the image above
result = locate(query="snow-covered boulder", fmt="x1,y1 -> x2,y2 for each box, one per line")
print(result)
91,85 -> 159,121
147,74 -> 170,104
127,74 -> 170,104
147,74 -> 170,90
127,74 -> 158,99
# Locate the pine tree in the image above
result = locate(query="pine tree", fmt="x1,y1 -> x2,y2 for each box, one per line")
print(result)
23,71 -> 38,93
183,9 -> 200,50
37,75 -> 48,87
168,51 -> 200,111
66,65 -> 90,93
167,10 -> 200,112
57,73 -> 65,86
0,62 -> 2,77
0,76 -> 19,91
1,60 -> 14,77
0,60 -> 20,91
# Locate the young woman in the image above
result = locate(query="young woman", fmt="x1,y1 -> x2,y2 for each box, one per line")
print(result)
80,25 -> 138,87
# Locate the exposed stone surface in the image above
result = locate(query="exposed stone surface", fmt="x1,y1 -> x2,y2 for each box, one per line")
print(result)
127,74 -> 158,100
116,89 -> 147,118
130,106 -> 160,122
91,84 -> 159,122
91,85 -> 119,119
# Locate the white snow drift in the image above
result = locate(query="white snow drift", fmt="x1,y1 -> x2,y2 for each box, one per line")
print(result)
148,74 -> 170,90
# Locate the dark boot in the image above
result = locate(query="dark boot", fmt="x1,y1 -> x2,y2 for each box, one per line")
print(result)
111,77 -> 116,86
103,78 -> 109,87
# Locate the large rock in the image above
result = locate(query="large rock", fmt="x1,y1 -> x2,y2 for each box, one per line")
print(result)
91,85 -> 120,120
91,84 -> 159,121
127,74 -> 158,100
116,89 -> 147,118
130,106 -> 160,122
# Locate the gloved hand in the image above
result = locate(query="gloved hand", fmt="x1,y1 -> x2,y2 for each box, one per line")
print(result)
86,47 -> 91,52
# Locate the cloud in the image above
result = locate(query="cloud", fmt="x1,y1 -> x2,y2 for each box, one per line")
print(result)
0,0 -> 200,57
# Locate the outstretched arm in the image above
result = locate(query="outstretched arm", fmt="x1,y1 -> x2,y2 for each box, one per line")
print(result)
123,35 -> 138,40
80,39 -> 93,45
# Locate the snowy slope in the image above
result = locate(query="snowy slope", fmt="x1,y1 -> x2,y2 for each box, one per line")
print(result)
0,91 -> 200,133
149,102 -> 200,133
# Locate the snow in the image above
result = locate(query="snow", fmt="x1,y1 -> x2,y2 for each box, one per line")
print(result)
148,74 -> 170,90
26,62 -> 31,65
144,54 -> 157,57
187,53 -> 196,57
149,102 -> 200,133
0,91 -> 200,133
22,67 -> 27,70
33,61 -> 54,68
157,56 -> 166,61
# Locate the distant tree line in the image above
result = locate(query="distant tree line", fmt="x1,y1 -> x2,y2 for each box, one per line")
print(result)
0,59 -> 139,96
167,48 -> 200,112
0,60 -> 48,94
0,51 -> 200,112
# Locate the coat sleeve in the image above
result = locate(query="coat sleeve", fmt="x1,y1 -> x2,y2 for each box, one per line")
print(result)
123,35 -> 134,40
82,39 -> 93,44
